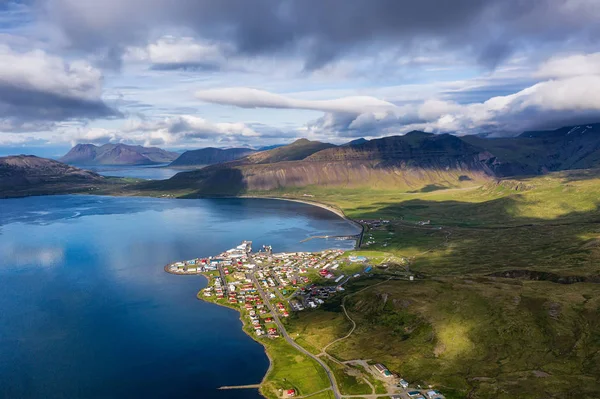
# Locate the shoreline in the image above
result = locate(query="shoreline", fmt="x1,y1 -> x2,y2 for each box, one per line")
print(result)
239,195 -> 365,248
162,195 -> 357,399
167,267 -> 273,396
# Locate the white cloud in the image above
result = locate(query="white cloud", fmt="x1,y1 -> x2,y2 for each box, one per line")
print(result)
125,36 -> 228,69
59,115 -> 262,147
536,52 -> 600,79
195,87 -> 398,114
304,73 -> 600,137
0,45 -> 103,100
0,45 -> 117,125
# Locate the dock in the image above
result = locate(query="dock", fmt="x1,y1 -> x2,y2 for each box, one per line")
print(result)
218,384 -> 261,390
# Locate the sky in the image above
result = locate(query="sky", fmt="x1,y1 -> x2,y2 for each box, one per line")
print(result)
1,0 -> 600,157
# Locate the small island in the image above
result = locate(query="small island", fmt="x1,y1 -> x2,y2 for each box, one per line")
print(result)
165,241 -> 443,399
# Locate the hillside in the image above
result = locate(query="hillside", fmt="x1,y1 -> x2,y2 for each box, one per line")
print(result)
141,133 -> 496,196
275,167 -> 600,399
463,123 -> 600,175
0,155 -> 107,197
60,143 -> 179,165
243,139 -> 336,164
168,147 -> 256,167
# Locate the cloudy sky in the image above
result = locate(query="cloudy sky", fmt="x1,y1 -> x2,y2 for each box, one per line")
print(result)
1,0 -> 600,156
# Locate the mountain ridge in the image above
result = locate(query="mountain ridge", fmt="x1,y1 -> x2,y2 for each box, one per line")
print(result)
60,143 -> 179,165
144,123 -> 600,196
168,147 -> 256,167
0,155 -> 107,197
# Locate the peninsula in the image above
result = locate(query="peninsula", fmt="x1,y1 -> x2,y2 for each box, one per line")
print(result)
165,241 -> 433,399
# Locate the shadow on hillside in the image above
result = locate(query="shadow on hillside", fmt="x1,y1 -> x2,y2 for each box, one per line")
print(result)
407,184 -> 448,193
356,195 -> 600,277
132,165 -> 248,197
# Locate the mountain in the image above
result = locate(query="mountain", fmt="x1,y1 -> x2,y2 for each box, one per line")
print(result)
145,133 -> 494,196
168,147 -> 256,167
0,155 -> 105,197
463,123 -> 600,175
308,132 -> 489,163
242,139 -> 336,164
122,122 -> 600,197
60,143 -> 179,165
257,144 -> 286,151
341,138 -> 368,146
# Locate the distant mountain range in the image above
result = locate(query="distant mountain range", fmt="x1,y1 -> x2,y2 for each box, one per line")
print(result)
169,147 -> 256,167
7,122 -> 600,198
60,143 -> 179,165
147,123 -> 600,196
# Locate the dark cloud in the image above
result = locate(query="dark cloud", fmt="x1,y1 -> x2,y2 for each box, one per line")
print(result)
40,0 -> 600,70
0,83 -> 121,123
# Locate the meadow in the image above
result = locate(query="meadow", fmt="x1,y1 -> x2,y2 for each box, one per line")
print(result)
278,169 -> 600,398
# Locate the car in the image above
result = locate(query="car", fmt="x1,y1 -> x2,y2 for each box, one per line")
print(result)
398,379 -> 409,389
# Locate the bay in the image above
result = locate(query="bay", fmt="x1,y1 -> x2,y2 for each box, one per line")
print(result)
80,164 -> 191,180
0,195 -> 360,399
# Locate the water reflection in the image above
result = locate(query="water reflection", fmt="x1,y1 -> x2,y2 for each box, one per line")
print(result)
0,195 -> 360,398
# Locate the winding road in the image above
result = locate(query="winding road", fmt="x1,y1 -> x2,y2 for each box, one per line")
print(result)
251,274 -> 342,399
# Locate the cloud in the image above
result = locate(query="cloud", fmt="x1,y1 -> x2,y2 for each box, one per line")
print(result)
125,36 -> 229,71
60,115 -> 262,147
536,52 -> 600,79
38,0 -> 600,70
219,74 -> 600,138
195,87 -> 397,114
0,45 -> 120,127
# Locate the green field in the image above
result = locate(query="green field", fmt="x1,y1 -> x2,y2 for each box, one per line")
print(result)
135,167 -> 600,398
278,169 -> 600,398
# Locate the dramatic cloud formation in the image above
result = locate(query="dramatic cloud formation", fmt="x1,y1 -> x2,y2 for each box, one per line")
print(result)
1,1 -> 600,151
204,62 -> 600,138
0,45 -> 119,128
196,88 -> 397,114
39,0 -> 600,70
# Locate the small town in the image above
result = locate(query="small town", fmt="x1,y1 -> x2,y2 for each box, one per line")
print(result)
166,241 -> 445,399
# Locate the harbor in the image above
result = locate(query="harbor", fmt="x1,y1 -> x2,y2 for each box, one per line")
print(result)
165,241 -> 444,399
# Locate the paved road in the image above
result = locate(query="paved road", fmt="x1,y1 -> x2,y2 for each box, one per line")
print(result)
251,273 -> 342,399
217,265 -> 228,295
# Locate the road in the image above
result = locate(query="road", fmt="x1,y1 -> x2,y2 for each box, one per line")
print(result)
250,273 -> 342,399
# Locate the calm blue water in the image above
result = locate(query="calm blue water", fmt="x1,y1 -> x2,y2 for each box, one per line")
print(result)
0,195 -> 360,399
80,165 -> 192,180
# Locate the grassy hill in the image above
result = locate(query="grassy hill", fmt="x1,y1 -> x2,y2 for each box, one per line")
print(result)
274,169 -> 600,399
244,138 -> 336,164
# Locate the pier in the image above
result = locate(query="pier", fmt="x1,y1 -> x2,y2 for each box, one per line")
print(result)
218,384 -> 261,390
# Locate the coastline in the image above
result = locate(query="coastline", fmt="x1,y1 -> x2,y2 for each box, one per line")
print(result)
239,195 -> 365,248
162,195 -> 362,398
167,266 -> 273,396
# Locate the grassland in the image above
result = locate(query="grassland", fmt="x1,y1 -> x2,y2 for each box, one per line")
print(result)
95,167 -> 600,398
276,169 -> 600,398
259,337 -> 332,399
